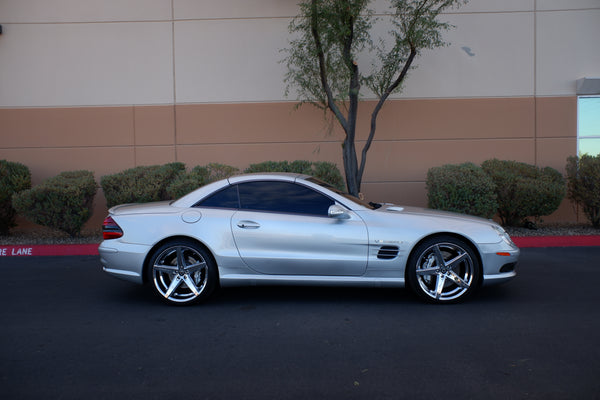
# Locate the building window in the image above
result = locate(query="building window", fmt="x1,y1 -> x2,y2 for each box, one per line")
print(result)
578,96 -> 600,156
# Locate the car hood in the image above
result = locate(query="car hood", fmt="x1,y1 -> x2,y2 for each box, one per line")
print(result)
368,204 -> 510,245
379,204 -> 494,225
109,201 -> 179,215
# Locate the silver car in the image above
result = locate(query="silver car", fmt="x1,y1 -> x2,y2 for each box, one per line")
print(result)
99,173 -> 518,305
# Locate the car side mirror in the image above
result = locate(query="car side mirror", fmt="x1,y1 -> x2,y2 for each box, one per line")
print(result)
328,204 -> 350,219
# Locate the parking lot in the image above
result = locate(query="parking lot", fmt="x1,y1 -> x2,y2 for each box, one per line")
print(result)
1,247 -> 599,399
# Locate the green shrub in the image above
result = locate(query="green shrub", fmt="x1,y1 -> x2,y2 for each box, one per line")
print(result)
566,155 -> 600,228
204,163 -> 240,182
244,160 -> 345,190
100,162 -> 185,208
482,159 -> 566,226
311,161 -> 345,191
426,162 -> 498,218
167,163 -> 240,199
244,160 -> 308,174
12,170 -> 97,237
0,160 -> 32,235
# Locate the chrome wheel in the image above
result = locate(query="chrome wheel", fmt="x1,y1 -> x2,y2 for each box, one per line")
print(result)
148,241 -> 216,305
408,236 -> 480,303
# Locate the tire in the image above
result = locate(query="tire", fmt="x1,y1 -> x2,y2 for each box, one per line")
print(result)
146,239 -> 218,305
406,236 -> 480,304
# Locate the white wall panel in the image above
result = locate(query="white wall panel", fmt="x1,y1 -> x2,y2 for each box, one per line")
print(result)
536,9 -> 600,96
537,0 -> 600,11
0,0 -> 172,23
174,0 -> 298,19
175,10 -> 536,103
174,19 -> 290,103
0,23 -> 174,107
444,0 -> 533,13
1,0 -> 597,107
370,0 -> 533,14
173,0 -> 537,20
399,12 -> 534,98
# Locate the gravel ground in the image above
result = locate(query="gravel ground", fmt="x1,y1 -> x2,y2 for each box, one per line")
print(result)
0,227 -> 103,245
1,223 -> 599,245
505,223 -> 600,237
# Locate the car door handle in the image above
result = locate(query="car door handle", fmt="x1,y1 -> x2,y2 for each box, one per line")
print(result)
237,221 -> 260,229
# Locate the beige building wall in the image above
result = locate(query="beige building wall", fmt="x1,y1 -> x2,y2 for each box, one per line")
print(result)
1,0 -> 599,229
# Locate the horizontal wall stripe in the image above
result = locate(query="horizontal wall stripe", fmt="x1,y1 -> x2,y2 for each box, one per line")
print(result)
0,96 -> 580,225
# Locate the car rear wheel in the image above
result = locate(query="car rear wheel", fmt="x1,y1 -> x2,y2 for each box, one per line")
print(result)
147,240 -> 217,305
407,236 -> 480,304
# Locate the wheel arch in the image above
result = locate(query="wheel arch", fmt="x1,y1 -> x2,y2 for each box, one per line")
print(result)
142,235 -> 219,285
405,232 -> 484,287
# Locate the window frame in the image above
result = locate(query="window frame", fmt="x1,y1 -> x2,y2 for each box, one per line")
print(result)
577,95 -> 600,156
193,180 -> 338,217
237,180 -> 336,217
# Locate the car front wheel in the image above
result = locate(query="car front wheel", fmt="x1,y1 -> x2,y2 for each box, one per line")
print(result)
147,240 -> 217,305
407,236 -> 480,304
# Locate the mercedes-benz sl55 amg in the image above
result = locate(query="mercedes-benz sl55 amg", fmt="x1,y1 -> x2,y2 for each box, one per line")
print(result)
99,173 -> 518,305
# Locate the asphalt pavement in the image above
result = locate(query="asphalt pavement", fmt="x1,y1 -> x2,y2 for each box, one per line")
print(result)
1,248 -> 599,400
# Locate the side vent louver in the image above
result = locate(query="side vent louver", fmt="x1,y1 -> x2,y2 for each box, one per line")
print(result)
377,245 -> 399,260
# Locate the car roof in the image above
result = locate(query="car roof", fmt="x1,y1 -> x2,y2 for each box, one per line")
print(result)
172,172 -> 370,211
227,172 -> 307,184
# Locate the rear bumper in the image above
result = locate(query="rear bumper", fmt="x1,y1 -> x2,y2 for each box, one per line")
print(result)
98,241 -> 150,284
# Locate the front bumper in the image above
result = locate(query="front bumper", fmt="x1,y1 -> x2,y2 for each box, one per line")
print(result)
479,242 -> 520,286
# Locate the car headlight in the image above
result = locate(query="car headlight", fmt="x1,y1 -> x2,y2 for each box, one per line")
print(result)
491,224 -> 517,248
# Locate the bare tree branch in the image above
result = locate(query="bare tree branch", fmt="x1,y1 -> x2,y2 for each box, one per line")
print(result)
358,46 -> 417,183
310,0 -> 349,133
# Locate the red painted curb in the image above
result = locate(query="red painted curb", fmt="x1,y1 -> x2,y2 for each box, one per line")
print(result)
512,235 -> 600,248
1,236 -> 600,257
0,244 -> 99,257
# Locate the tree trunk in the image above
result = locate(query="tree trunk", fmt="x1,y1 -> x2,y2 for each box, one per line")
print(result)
343,137 -> 360,197
344,56 -> 361,196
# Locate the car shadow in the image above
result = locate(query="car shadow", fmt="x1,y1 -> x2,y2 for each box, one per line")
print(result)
215,285 -> 417,306
106,280 -> 514,308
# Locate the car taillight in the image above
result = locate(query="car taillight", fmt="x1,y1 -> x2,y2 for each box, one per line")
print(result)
102,216 -> 123,239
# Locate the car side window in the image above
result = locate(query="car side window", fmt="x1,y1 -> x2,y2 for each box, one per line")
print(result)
238,181 -> 334,216
195,185 -> 240,209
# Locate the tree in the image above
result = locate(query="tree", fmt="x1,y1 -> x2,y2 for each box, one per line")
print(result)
283,0 -> 466,196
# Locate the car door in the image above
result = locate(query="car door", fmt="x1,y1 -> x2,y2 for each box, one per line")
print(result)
231,181 -> 368,276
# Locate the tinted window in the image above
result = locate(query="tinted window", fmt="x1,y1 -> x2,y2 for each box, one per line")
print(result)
238,181 -> 333,216
196,185 -> 239,209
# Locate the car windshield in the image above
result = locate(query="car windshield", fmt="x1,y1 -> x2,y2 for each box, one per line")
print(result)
305,177 -> 379,210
